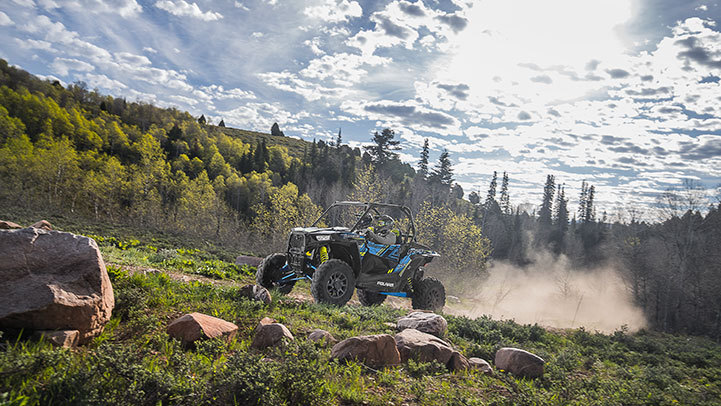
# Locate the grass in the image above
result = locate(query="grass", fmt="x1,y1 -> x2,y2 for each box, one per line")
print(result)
2,225 -> 721,405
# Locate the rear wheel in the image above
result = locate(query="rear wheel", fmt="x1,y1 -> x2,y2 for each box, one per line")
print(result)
411,277 -> 445,311
256,253 -> 295,294
357,289 -> 387,306
311,259 -> 355,306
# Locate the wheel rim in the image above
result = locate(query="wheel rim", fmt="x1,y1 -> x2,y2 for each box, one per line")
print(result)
326,271 -> 348,299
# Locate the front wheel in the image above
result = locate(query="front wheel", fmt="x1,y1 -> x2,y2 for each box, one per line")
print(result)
357,289 -> 387,306
311,259 -> 355,306
411,277 -> 446,311
256,253 -> 295,294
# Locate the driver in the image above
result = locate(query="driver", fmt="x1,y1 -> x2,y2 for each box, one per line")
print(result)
365,215 -> 399,245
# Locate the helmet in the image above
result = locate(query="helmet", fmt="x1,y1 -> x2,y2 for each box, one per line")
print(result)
357,213 -> 373,229
376,215 -> 394,232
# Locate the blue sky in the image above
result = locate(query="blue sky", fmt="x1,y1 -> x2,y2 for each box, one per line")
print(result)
1,0 -> 720,219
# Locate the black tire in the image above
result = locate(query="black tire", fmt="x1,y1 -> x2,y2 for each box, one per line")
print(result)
411,277 -> 446,311
311,259 -> 355,306
256,253 -> 295,294
357,289 -> 387,306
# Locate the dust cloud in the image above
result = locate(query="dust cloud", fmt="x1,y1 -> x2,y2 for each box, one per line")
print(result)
446,252 -> 647,333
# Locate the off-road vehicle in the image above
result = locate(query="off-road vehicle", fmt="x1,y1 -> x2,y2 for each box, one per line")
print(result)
255,201 -> 446,311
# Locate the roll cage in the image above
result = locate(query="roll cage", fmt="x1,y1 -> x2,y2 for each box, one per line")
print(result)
311,201 -> 417,244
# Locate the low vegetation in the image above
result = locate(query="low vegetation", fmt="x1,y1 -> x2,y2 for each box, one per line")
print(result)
2,226 -> 720,405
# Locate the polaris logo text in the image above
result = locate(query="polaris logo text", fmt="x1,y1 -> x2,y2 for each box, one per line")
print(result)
376,281 -> 394,287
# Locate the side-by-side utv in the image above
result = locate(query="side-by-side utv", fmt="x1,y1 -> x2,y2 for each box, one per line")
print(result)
255,201 -> 446,311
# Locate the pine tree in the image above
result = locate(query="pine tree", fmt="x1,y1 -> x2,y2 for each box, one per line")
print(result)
429,149 -> 453,186
271,122 -> 284,137
218,119 -> 225,127
468,191 -> 480,205
585,185 -> 595,223
198,114 -> 206,125
363,128 -> 400,168
485,171 -> 498,208
554,184 -> 568,231
499,171 -> 510,214
418,138 -> 429,179
336,128 -> 342,147
578,181 -> 588,223
538,174 -> 555,226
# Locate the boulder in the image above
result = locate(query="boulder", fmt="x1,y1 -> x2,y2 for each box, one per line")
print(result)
236,255 -> 263,268
0,228 -> 114,344
258,317 -> 276,326
468,357 -> 493,374
0,220 -> 22,230
251,322 -> 294,349
394,328 -> 454,365
31,220 -> 53,230
308,329 -> 337,346
331,334 -> 401,367
35,329 -> 79,348
397,312 -> 447,337
448,351 -> 470,371
494,347 -> 545,378
167,312 -> 238,346
239,284 -> 272,305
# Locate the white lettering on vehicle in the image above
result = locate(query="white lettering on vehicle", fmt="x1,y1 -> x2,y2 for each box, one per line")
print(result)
377,281 -> 394,287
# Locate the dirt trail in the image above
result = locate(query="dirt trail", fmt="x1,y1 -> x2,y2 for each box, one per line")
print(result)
109,262 -> 413,309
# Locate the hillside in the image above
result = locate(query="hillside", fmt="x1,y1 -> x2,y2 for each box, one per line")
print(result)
2,221 -> 721,405
218,126 -> 319,160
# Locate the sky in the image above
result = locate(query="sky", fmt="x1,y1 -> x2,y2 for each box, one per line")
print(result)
1,0 -> 721,219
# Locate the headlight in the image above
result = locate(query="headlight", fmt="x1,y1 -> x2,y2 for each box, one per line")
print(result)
316,235 -> 331,241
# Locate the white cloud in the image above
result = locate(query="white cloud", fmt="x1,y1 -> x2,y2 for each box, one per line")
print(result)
251,32 -> 264,38
82,73 -> 127,92
234,1 -> 249,11
65,0 -> 142,17
155,0 -> 223,21
304,0 -> 362,23
37,0 -> 58,8
12,0 -> 35,7
51,57 -> 95,76
0,12 -> 14,26
15,38 -> 55,51
143,47 -> 158,54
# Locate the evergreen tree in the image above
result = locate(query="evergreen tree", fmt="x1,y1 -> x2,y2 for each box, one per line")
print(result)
218,119 -> 225,127
429,149 -> 453,186
198,114 -> 206,125
554,184 -> 569,231
499,171 -> 510,214
336,128 -> 342,147
418,138 -> 429,179
468,191 -> 480,205
585,185 -> 595,223
363,128 -> 400,168
538,174 -> 555,226
271,122 -> 284,137
485,171 -> 498,208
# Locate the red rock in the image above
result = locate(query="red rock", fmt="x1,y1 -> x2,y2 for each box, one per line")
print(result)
331,334 -> 401,367
308,329 -> 337,346
468,357 -> 493,374
397,311 -> 448,337
35,329 -> 79,348
0,228 -> 114,344
394,328 -> 454,365
167,312 -> 238,345
31,220 -> 53,230
494,347 -> 545,378
0,221 -> 22,229
251,322 -> 294,349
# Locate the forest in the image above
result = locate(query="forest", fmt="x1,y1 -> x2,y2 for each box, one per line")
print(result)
1,58 -> 720,339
